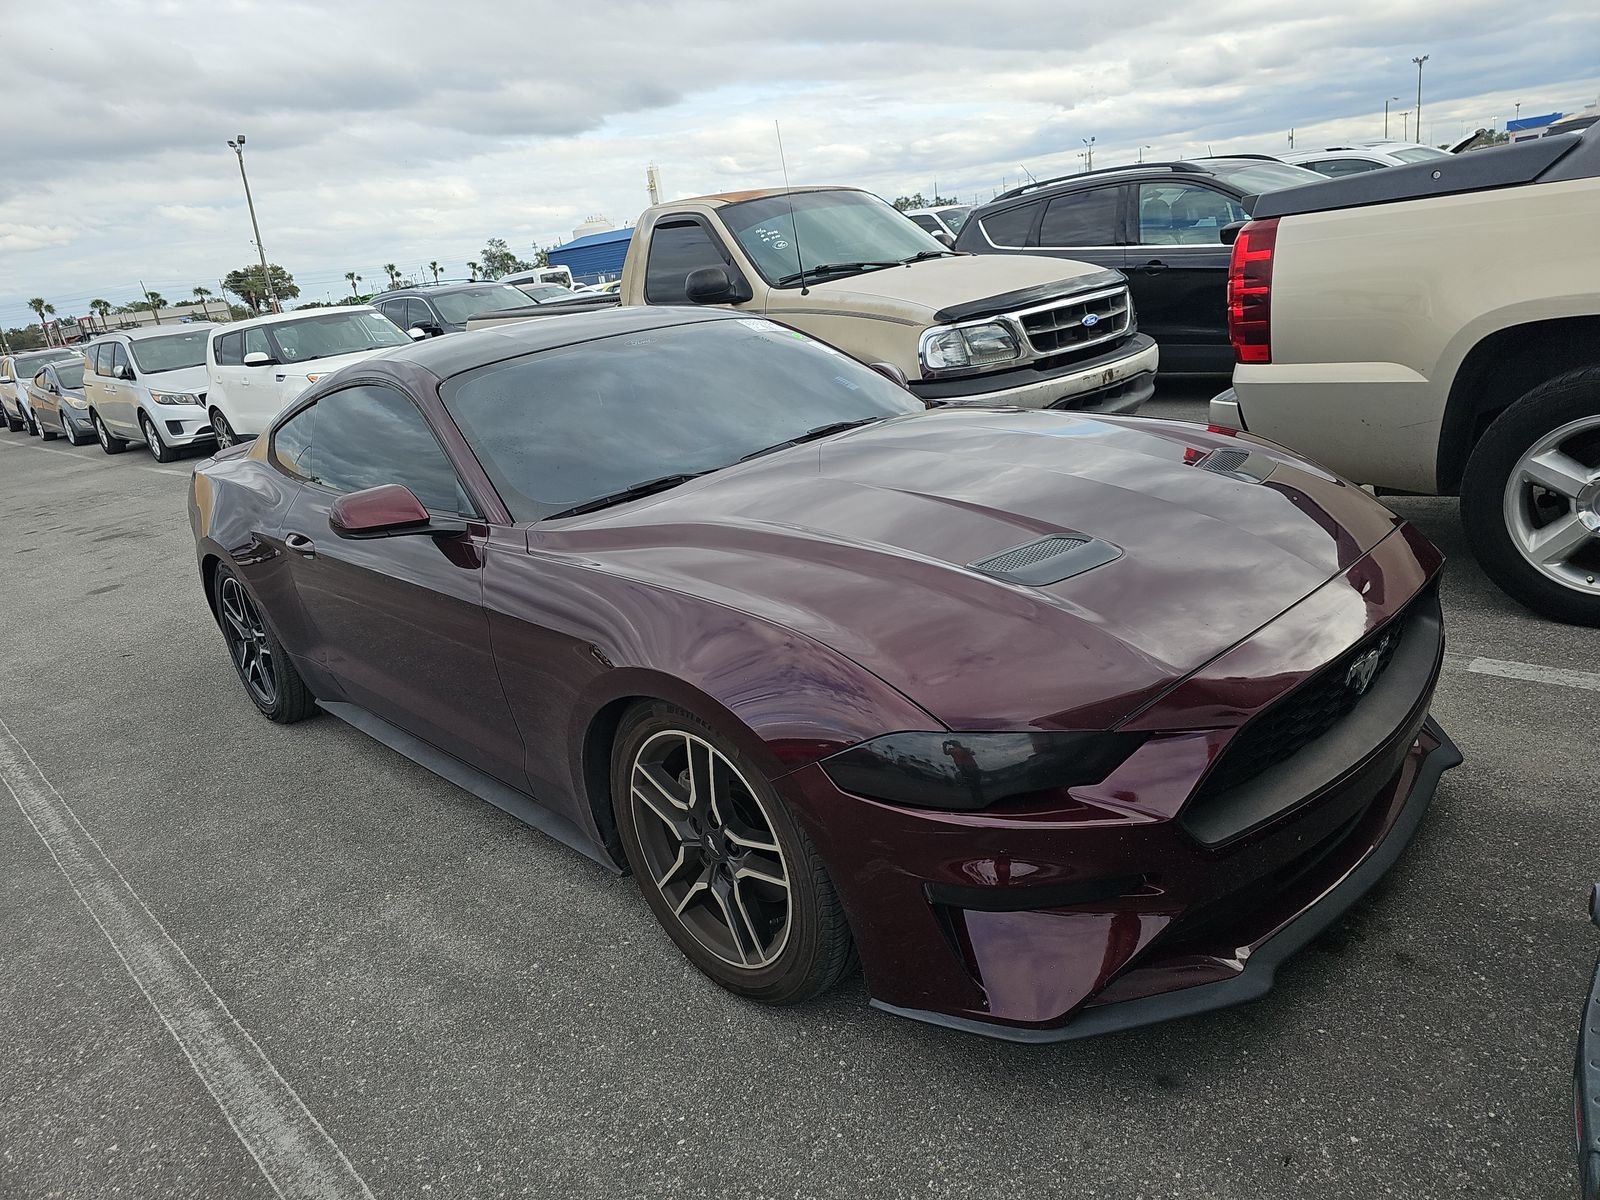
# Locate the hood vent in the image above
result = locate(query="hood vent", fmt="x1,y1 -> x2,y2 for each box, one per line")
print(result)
969,534 -> 1121,586
1193,447 -> 1274,483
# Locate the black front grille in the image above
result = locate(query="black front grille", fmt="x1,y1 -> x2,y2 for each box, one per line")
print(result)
1192,614 -> 1406,805
1019,288 -> 1130,357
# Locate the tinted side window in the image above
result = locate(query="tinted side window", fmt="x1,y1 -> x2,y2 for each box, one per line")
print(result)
272,404 -> 316,478
908,214 -> 941,233
300,384 -> 466,514
375,300 -> 403,325
1309,158 -> 1385,177
404,298 -> 433,328
1039,189 -> 1121,246
979,202 -> 1041,247
108,344 -> 131,377
215,331 -> 243,366
644,220 -> 728,304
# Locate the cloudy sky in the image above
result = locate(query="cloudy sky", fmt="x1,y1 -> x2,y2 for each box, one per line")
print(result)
3,0 -> 1596,328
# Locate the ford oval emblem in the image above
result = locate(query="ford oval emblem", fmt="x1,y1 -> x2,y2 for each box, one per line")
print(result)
1080,312 -> 1100,328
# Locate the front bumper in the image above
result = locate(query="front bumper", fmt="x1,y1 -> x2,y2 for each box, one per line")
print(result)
147,405 -> 216,446
911,334 -> 1158,413
60,405 -> 94,435
781,524 -> 1458,1040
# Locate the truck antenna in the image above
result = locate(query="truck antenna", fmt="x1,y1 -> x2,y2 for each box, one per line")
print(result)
775,120 -> 808,296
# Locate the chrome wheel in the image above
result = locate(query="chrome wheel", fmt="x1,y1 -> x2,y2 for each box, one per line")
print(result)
219,576 -> 277,706
96,416 -> 109,448
141,416 -> 166,461
213,410 -> 236,448
629,729 -> 791,970
1501,413 -> 1600,592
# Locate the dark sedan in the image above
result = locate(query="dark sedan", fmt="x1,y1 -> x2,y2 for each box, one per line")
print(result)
189,306 -> 1460,1040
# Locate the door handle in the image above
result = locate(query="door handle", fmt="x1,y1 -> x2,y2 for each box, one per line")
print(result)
284,532 -> 316,556
1135,259 -> 1169,273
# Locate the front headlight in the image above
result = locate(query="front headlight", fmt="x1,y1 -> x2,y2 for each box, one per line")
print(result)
820,730 -> 1147,812
919,320 -> 1024,374
61,392 -> 89,410
149,391 -> 202,406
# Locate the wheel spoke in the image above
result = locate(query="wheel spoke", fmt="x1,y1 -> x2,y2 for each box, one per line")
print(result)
1528,511 -> 1594,565
723,822 -> 780,855
653,846 -> 694,891
731,850 -> 788,890
1521,449 -> 1594,499
728,878 -> 770,958
707,877 -> 752,965
685,736 -> 716,818
671,865 -> 713,917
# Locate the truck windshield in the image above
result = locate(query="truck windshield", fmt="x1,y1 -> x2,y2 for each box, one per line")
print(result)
441,317 -> 924,521
720,190 -> 951,288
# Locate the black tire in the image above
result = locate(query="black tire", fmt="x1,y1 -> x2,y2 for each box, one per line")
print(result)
1460,366 -> 1600,626
611,700 -> 854,1005
39,417 -> 58,441
25,408 -> 40,436
211,564 -> 316,723
3,404 -> 21,433
60,418 -> 83,446
211,407 -> 238,449
92,411 -> 128,455
141,413 -> 176,463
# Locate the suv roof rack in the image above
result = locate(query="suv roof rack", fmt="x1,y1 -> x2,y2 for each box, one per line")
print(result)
992,162 -> 1212,202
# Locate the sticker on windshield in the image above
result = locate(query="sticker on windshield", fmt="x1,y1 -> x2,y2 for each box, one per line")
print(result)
736,319 -> 783,333
832,375 -> 860,391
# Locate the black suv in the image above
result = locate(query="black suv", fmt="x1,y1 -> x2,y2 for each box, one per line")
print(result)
953,157 -> 1326,373
368,281 -> 542,336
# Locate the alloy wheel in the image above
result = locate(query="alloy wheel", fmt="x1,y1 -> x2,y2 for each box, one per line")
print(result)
213,410 -> 235,448
628,729 -> 791,970
96,416 -> 109,448
1501,413 -> 1600,593
219,576 -> 277,707
142,416 -> 166,461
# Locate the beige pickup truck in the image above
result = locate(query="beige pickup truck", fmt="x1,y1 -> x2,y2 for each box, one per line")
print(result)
473,186 -> 1158,412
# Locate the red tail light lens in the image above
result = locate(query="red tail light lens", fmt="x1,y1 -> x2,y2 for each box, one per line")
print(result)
1227,217 -> 1279,364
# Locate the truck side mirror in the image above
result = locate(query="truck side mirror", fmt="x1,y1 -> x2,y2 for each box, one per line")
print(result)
685,267 -> 737,305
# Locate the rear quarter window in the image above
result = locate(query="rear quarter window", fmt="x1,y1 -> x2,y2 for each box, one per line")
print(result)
979,202 -> 1042,247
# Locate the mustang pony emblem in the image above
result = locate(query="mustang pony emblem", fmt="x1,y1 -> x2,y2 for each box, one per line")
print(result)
1345,638 -> 1391,695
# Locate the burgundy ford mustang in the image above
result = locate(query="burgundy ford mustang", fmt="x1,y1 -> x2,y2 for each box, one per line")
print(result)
189,306 -> 1461,1041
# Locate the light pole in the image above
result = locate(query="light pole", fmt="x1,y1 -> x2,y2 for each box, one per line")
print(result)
1137,144 -> 1152,163
1385,96 -> 1400,138
1412,55 -> 1429,141
1401,110 -> 1411,141
1081,136 -> 1095,172
227,133 -> 278,313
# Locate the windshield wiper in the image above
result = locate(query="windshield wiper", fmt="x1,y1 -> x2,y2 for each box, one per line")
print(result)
544,472 -> 709,520
901,249 -> 953,263
738,417 -> 889,462
773,261 -> 902,287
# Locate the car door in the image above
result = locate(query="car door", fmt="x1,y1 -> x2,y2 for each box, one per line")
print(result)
101,343 -> 138,433
1126,181 -> 1248,373
231,325 -> 277,430
0,357 -> 16,419
27,368 -> 58,429
276,382 -> 527,789
1030,184 -> 1127,277
209,329 -> 244,417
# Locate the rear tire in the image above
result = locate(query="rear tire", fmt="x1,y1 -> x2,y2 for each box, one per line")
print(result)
1460,366 -> 1600,626
211,407 -> 239,449
212,565 -> 315,722
3,405 -> 21,433
611,701 -> 854,1005
92,411 -> 128,455
25,408 -> 40,436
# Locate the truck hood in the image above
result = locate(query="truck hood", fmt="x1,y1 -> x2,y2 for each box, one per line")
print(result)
793,255 -> 1120,325
539,408 -> 1407,731
145,364 -> 210,395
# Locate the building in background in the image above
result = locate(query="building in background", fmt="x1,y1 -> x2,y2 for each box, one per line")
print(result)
1506,111 -> 1564,141
547,227 -> 634,285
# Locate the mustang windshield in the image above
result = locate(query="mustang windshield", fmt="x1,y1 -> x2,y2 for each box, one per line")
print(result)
128,330 -> 212,374
720,190 -> 951,288
443,318 -> 925,520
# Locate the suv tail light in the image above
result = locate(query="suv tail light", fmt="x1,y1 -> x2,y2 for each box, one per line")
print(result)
1227,217 -> 1279,364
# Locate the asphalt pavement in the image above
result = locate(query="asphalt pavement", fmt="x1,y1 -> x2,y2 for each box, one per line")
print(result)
0,380 -> 1596,1199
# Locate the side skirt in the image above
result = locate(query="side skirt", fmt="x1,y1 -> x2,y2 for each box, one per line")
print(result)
317,700 -> 622,874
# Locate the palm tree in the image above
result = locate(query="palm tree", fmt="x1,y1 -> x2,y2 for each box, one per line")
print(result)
428,260 -> 442,284
383,263 -> 400,288
90,299 -> 111,331
192,286 -> 214,320
28,297 -> 49,344
146,293 -> 165,324
466,261 -> 479,282
43,304 -> 58,343
345,271 -> 362,299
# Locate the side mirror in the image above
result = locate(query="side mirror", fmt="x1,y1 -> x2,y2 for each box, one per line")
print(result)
118,365 -> 137,381
407,327 -> 429,340
329,484 -> 467,539
48,382 -> 59,394
868,361 -> 910,388
1220,220 -> 1246,247
934,231 -> 956,248
684,266 -> 736,305
242,351 -> 274,367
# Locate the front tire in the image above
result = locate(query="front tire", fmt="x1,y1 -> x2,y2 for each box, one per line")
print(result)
611,701 -> 854,1005
212,565 -> 315,722
59,417 -> 81,446
1461,366 -> 1600,625
40,417 -> 58,441
92,411 -> 128,455
141,413 -> 176,463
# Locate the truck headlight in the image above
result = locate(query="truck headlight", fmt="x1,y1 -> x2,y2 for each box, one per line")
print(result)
919,320 -> 1023,373
149,391 -> 202,406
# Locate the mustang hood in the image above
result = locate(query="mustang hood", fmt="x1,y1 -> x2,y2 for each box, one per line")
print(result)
546,409 -> 1405,731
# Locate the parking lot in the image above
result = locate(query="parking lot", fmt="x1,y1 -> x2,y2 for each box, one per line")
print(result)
0,380 -> 1596,1200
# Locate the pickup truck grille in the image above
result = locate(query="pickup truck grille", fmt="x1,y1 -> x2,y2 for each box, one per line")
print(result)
1016,286 -> 1131,358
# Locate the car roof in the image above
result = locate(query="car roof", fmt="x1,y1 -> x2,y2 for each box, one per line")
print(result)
104,322 -> 220,341
669,184 -> 853,207
374,304 -> 744,379
222,307 -> 378,330
371,282 -> 523,301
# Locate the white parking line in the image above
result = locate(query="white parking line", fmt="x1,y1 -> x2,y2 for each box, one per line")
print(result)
0,716 -> 375,1200
1449,654 -> 1600,693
